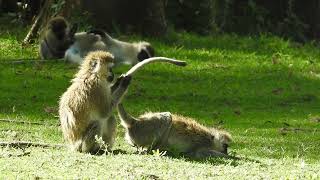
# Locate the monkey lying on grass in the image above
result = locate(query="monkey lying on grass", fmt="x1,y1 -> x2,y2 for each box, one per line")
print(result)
39,17 -> 154,66
117,104 -> 232,158
65,30 -> 154,66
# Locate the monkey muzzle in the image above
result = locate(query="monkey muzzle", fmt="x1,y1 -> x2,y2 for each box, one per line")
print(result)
222,144 -> 229,155
107,69 -> 114,82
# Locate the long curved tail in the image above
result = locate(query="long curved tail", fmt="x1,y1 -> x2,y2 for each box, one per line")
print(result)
117,103 -> 137,128
125,57 -> 187,76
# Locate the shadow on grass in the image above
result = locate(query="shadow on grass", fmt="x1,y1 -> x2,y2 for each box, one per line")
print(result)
153,150 -> 262,167
187,156 -> 261,167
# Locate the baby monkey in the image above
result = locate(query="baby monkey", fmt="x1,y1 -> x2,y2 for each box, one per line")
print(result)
117,104 -> 232,158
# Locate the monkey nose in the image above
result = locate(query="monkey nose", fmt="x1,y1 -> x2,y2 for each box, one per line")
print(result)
223,148 -> 228,155
107,73 -> 114,82
223,144 -> 228,154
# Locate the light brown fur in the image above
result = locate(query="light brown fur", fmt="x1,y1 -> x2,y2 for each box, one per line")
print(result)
59,51 -> 130,153
118,104 -> 232,158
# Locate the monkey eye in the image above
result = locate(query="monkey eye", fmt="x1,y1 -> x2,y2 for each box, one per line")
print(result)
91,61 -> 98,67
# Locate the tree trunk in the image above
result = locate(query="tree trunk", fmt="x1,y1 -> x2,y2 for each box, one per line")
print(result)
80,0 -> 167,36
143,0 -> 167,36
23,0 -> 51,44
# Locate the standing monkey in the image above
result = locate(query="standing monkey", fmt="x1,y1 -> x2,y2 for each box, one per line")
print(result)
117,103 -> 232,158
59,51 -> 131,153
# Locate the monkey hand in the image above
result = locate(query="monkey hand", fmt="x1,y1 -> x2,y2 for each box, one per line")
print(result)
111,74 -> 131,92
120,75 -> 132,88
86,29 -> 106,38
111,75 -> 123,93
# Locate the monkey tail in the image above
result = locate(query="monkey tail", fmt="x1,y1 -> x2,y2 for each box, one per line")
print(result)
117,103 -> 137,128
125,57 -> 187,76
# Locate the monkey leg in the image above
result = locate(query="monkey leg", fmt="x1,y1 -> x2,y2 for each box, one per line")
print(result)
79,121 -> 101,154
101,115 -> 117,151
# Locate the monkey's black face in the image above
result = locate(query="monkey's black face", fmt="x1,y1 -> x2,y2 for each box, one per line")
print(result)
137,45 -> 155,62
54,30 -> 77,53
55,30 -> 66,41
53,23 -> 77,50
107,68 -> 114,82
222,144 -> 229,155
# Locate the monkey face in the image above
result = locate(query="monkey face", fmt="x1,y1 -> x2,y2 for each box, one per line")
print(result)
212,139 -> 229,155
58,24 -> 77,50
137,42 -> 155,62
41,17 -> 78,59
211,131 -> 232,155
50,18 -> 77,51
222,144 -> 229,154
107,67 -> 114,82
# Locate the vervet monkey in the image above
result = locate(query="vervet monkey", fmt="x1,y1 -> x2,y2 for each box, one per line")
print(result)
58,51 -> 184,153
117,103 -> 232,158
59,51 -> 131,153
39,16 -> 78,59
65,29 -> 155,66
39,17 -> 154,66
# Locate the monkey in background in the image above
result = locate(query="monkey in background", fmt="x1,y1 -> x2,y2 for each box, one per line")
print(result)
39,16 -> 78,59
59,51 -> 131,154
39,17 -> 155,66
117,103 -> 232,158
65,29 -> 155,66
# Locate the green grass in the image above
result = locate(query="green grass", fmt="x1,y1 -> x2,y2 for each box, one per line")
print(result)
0,18 -> 320,178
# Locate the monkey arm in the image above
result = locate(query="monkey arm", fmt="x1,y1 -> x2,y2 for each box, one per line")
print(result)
110,75 -> 123,93
110,75 -> 132,110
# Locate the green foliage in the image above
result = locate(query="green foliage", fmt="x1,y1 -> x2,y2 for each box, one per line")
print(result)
166,0 -> 216,34
166,0 -> 319,41
277,0 -> 308,42
50,0 -> 66,16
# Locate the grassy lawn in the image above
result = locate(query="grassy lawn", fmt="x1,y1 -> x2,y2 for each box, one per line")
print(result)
0,17 -> 320,178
